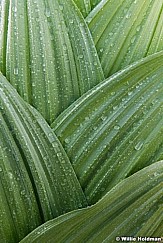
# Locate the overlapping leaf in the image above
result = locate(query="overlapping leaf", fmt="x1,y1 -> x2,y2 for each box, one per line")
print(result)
0,72 -> 87,242
73,0 -> 91,17
0,116 -> 41,243
73,0 -> 102,17
20,161 -> 163,243
0,0 -> 104,123
86,0 -> 163,77
90,0 -> 102,9
52,52 -> 163,204
0,0 -> 163,242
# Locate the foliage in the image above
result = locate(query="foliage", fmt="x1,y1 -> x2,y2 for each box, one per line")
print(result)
0,0 -> 162,242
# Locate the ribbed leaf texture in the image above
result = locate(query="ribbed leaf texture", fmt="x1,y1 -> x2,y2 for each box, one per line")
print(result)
0,0 -> 104,123
52,52 -> 163,204
86,0 -> 163,77
0,0 -> 162,242
20,161 -> 163,243
0,72 -> 87,242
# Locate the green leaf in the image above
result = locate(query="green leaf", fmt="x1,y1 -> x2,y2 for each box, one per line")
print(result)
86,0 -> 163,77
0,0 -> 104,123
19,161 -> 163,243
0,0 -> 9,74
73,0 -> 91,17
90,0 -> 102,9
73,0 -> 103,16
52,52 -> 163,204
0,72 -> 87,242
0,115 -> 41,243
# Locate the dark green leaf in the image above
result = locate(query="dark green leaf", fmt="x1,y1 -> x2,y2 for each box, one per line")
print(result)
0,72 -> 87,242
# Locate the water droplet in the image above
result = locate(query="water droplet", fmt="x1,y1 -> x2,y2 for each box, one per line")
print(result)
113,105 -> 118,111
59,4 -> 64,11
8,172 -> 13,179
85,117 -> 90,121
65,138 -> 70,144
134,141 -> 144,151
70,19 -> 74,24
101,115 -> 107,121
79,22 -> 84,27
126,13 -> 131,19
128,91 -> 133,96
109,32 -> 113,36
0,167 -> 2,172
153,172 -> 159,177
78,54 -> 83,59
136,26 -> 141,32
21,190 -> 26,196
111,91 -> 116,96
45,8 -> 51,17
131,35 -> 136,44
114,125 -> 120,130
14,67 -> 18,75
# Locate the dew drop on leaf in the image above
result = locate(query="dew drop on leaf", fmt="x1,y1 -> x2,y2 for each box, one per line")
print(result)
45,8 -> 51,17
14,68 -> 19,75
59,4 -> 64,11
114,125 -> 120,130
69,19 -> 74,24
134,141 -> 144,151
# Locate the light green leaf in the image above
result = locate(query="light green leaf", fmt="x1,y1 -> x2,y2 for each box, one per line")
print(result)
0,72 -> 87,242
19,161 -> 163,243
52,52 -> 163,204
86,0 -> 163,77
73,0 -> 103,16
73,0 -> 91,17
0,0 -> 104,123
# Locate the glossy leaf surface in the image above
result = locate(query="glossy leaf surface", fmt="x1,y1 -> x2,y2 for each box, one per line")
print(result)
86,0 -> 163,77
52,52 -> 163,204
20,161 -> 163,243
0,0 -> 104,123
0,72 -> 87,242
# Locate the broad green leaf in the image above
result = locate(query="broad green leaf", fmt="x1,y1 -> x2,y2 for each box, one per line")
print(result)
52,52 -> 163,204
0,72 -> 87,240
0,115 -> 41,243
86,0 -> 163,77
0,0 -> 104,123
20,161 -> 163,243
73,0 -> 91,17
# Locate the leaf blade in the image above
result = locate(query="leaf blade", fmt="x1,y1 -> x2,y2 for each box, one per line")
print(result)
19,161 -> 163,243
86,0 -> 163,77
52,52 -> 163,204
0,0 -> 104,123
0,72 -> 88,242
